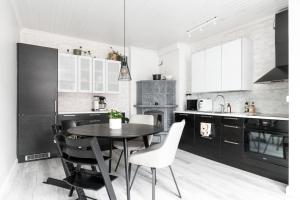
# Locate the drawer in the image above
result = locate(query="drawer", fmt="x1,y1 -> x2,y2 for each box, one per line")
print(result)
222,116 -> 244,126
222,124 -> 243,144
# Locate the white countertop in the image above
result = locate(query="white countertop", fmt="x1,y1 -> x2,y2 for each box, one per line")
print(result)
59,110 -> 109,115
174,110 -> 289,120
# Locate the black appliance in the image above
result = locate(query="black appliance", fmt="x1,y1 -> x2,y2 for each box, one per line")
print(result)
186,99 -> 198,111
244,118 -> 288,167
17,43 -> 58,163
256,9 -> 288,83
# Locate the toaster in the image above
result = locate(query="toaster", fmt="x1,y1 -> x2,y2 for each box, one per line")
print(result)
197,99 -> 213,112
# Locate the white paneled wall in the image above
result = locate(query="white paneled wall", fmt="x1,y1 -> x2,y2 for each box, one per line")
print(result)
0,0 -> 19,197
188,16 -> 288,115
20,28 -> 130,115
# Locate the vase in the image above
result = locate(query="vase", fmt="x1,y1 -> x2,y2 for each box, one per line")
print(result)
109,118 -> 122,129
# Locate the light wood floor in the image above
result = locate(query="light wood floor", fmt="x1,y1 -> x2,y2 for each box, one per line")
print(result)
3,150 -> 287,200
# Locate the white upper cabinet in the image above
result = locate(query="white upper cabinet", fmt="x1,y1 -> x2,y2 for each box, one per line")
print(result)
191,38 -> 252,93
93,58 -> 106,93
58,53 -> 121,93
221,39 -> 242,91
191,51 -> 206,93
78,56 -> 92,92
58,54 -> 77,92
221,38 -> 252,91
106,60 -> 120,93
205,46 -> 222,92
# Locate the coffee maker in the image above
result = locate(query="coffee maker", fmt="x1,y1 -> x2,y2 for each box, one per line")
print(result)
99,96 -> 106,109
92,96 -> 107,111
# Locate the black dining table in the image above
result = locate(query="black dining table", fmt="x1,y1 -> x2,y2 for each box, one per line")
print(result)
68,123 -> 162,200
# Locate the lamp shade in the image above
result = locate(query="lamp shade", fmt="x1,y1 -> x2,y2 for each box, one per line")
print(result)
118,56 -> 132,81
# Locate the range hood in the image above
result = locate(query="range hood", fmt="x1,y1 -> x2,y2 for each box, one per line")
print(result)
255,9 -> 288,83
255,65 -> 288,83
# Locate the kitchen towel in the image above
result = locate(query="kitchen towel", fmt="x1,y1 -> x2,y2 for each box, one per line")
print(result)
200,122 -> 211,137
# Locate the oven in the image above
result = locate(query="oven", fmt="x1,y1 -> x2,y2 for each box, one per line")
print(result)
244,119 -> 288,167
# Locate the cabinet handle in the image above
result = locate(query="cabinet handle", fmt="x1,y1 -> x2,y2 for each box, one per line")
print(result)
63,115 -> 76,117
224,124 -> 240,129
54,100 -> 57,113
224,140 -> 239,145
178,113 -> 188,116
223,117 -> 238,120
89,119 -> 101,123
201,115 -> 212,118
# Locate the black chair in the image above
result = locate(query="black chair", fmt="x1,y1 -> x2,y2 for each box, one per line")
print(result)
55,134 -> 117,200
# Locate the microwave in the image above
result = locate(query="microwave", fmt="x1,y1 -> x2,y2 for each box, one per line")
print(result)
186,99 -> 198,111
197,99 -> 213,112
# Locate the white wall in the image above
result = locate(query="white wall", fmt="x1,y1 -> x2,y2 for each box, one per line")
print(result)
158,43 -> 191,110
20,28 -> 131,115
0,0 -> 19,195
129,46 -> 159,115
286,2 -> 300,199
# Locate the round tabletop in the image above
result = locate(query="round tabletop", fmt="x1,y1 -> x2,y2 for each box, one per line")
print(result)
67,123 -> 162,139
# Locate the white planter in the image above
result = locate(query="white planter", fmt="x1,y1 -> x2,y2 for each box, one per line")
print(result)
109,118 -> 122,129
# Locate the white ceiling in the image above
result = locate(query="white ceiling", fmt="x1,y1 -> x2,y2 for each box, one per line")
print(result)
12,0 -> 288,50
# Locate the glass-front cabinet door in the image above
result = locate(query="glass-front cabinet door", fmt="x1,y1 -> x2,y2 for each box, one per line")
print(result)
106,60 -> 120,93
93,58 -> 105,93
58,54 -> 77,92
78,56 -> 92,92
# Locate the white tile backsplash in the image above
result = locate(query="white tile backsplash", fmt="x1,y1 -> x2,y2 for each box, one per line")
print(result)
189,16 -> 288,115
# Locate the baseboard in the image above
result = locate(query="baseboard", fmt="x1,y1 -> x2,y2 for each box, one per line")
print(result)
0,159 -> 18,198
286,185 -> 300,200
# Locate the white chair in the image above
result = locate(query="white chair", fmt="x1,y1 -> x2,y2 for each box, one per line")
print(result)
129,120 -> 185,200
113,114 -> 155,172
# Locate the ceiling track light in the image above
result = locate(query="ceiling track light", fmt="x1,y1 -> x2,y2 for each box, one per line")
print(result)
187,16 -> 218,38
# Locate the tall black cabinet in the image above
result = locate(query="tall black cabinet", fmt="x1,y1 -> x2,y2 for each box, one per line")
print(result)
17,43 -> 58,163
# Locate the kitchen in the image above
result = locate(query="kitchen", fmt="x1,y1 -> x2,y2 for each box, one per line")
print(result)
1,0 -> 300,200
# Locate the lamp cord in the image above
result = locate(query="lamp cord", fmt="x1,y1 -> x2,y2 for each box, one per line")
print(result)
123,0 -> 125,60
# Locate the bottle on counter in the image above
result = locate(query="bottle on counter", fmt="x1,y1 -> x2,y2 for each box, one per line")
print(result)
244,102 -> 249,113
227,103 -> 232,113
249,102 -> 256,113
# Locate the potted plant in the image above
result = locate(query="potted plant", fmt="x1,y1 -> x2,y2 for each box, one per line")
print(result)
107,47 -> 123,61
108,109 -> 123,129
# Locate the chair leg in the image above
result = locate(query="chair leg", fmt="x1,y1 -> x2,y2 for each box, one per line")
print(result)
68,187 -> 74,197
151,168 -> 156,200
169,166 -> 182,198
130,165 -> 140,190
114,150 -> 123,172
129,163 -> 132,180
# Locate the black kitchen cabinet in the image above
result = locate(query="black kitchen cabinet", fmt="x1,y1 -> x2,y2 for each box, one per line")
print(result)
275,9 -> 288,68
175,113 -> 195,152
17,43 -> 58,163
220,117 -> 244,167
174,112 -> 288,183
194,115 -> 221,161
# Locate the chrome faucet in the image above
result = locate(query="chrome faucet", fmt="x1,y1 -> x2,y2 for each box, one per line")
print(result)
213,95 -> 225,113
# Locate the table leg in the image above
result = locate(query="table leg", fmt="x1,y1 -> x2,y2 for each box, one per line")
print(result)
123,138 -> 131,200
91,137 -> 117,200
143,136 -> 150,148
109,138 -> 112,173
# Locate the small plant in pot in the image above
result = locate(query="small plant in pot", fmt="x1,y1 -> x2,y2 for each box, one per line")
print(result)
108,109 -> 123,129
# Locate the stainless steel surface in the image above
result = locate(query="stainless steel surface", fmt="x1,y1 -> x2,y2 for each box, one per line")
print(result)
223,124 -> 240,129
224,140 -> 239,145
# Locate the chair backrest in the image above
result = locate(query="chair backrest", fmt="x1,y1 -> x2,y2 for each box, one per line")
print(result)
129,115 -> 154,125
55,134 -> 95,160
158,120 -> 185,166
130,115 -> 155,144
61,120 -> 77,131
